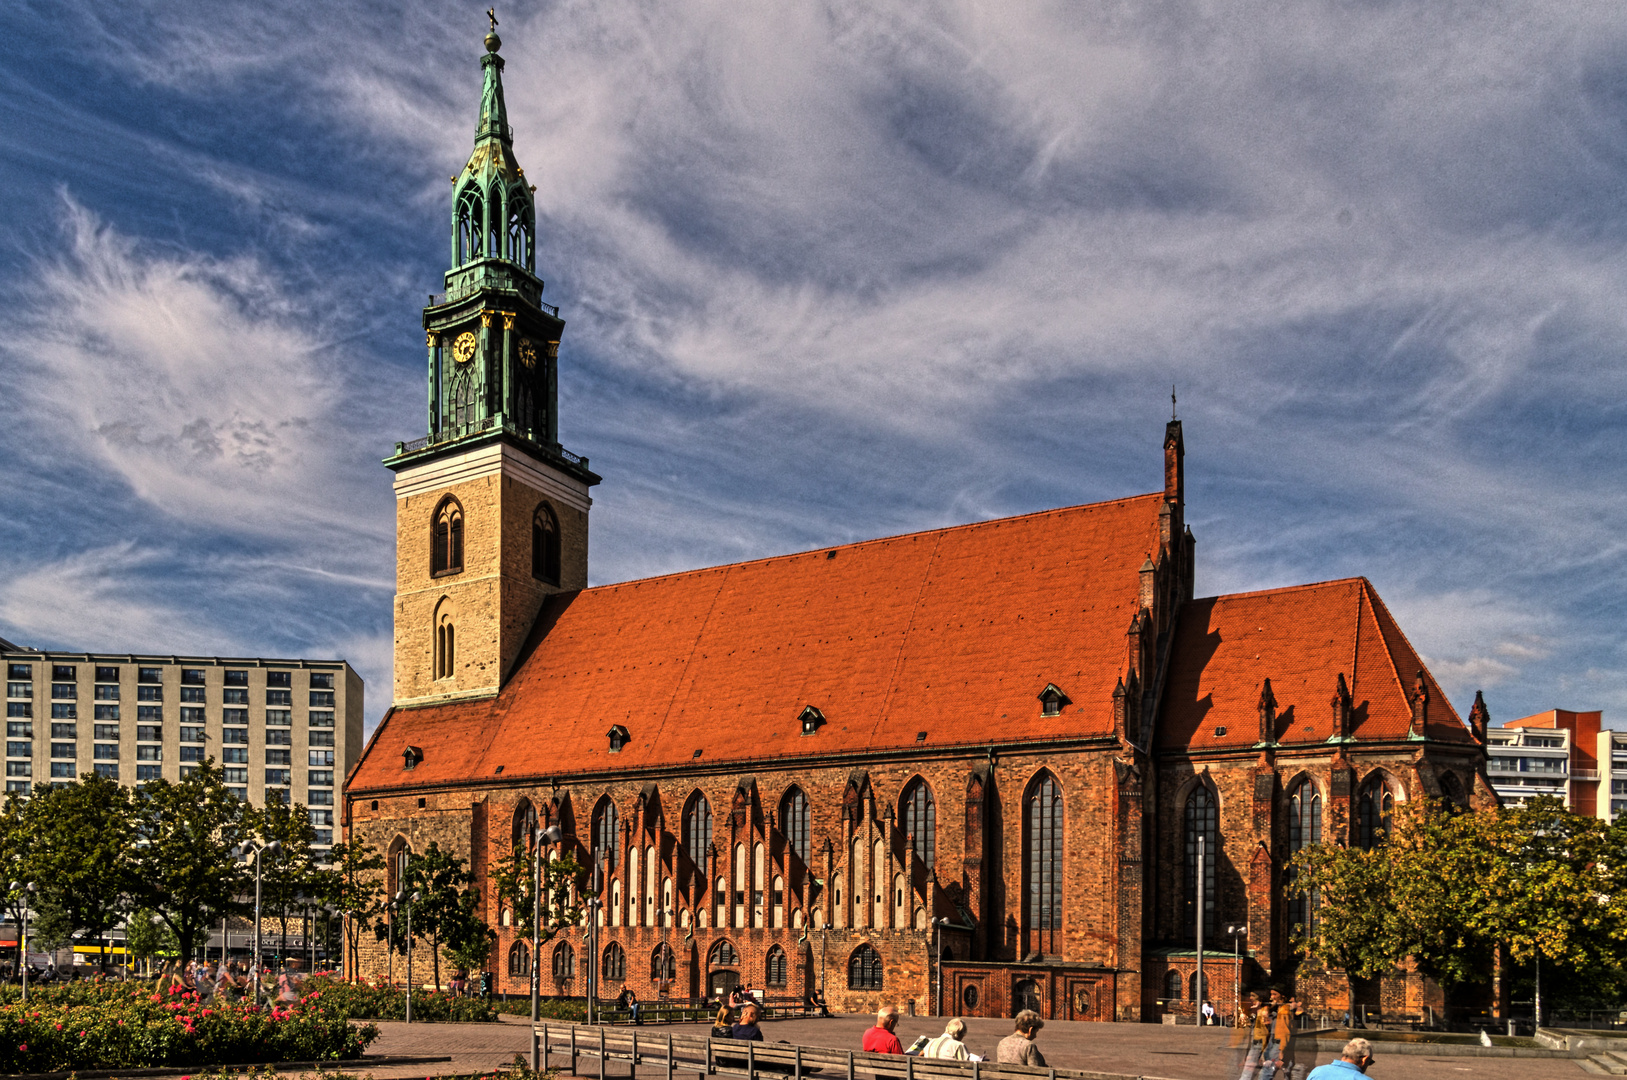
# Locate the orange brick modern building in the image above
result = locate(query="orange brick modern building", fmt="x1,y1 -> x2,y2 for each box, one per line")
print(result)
342,29 -> 1496,1023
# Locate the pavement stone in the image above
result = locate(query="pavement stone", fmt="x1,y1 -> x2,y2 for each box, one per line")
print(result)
341,1014 -> 1590,1080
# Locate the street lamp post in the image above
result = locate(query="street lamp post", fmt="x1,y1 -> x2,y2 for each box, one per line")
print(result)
396,890 -> 421,1023
242,842 -> 282,1007
819,926 -> 829,998
9,882 -> 36,1002
1225,923 -> 1247,1027
529,825 -> 563,1071
930,917 -> 950,1017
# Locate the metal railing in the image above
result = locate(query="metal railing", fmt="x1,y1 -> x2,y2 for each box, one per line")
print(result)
392,423 -> 589,471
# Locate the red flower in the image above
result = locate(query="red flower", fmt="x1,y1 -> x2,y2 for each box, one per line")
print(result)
18,1044 -> 25,1051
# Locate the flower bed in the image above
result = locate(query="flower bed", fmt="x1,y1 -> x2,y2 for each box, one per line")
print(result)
0,981 -> 378,1072
296,977 -> 499,1022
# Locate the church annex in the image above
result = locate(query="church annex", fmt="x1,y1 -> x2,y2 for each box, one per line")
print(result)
342,27 -> 1496,1022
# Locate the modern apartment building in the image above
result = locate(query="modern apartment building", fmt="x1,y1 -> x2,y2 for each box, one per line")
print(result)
1,650 -> 362,851
1486,709 -> 1604,816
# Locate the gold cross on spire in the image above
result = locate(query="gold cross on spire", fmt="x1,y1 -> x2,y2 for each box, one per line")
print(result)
488,7 -> 498,31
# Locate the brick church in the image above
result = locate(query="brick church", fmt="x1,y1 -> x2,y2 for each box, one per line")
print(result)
342,27 -> 1497,1022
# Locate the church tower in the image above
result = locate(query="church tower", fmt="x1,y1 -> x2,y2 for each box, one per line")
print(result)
385,21 -> 600,709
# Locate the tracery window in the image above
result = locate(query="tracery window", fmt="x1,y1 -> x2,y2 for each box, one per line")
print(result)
1184,784 -> 1218,943
533,502 -> 561,585
434,608 -> 456,681
513,798 -> 538,850
602,942 -> 625,981
848,944 -> 882,990
593,798 -> 618,874
651,943 -> 676,983
901,778 -> 936,871
431,496 -> 464,578
552,941 -> 574,979
709,939 -> 738,967
1024,771 -> 1063,955
456,191 -> 482,265
1356,774 -> 1394,851
1286,779 -> 1322,937
765,945 -> 787,988
508,941 -> 530,977
780,786 -> 808,864
684,792 -> 713,862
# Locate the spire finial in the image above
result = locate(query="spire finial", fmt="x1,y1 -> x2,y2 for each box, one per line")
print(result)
1171,383 -> 1178,420
484,8 -> 502,52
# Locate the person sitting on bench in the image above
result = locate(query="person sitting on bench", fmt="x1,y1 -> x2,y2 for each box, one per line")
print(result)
732,1003 -> 764,1041
618,986 -> 641,1024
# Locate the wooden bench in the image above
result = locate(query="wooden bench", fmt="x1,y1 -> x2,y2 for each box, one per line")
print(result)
532,1021 -> 1163,1080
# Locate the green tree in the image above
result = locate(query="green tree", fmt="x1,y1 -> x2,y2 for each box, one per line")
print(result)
443,889 -> 496,984
124,907 -> 179,972
400,841 -> 477,991
1288,839 -> 1395,1005
127,761 -> 253,960
257,795 -> 319,962
18,775 -> 136,971
312,840 -> 386,980
491,843 -> 584,1001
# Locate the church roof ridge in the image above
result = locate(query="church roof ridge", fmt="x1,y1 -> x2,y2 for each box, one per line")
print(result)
583,490 -> 1168,595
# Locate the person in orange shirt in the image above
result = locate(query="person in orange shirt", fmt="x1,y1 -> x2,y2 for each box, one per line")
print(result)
862,1006 -> 904,1054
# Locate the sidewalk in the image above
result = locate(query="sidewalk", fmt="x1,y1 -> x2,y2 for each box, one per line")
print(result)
350,1014 -> 1588,1080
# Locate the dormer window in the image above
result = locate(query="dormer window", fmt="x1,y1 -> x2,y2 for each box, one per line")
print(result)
1038,684 -> 1070,718
799,706 -> 825,736
607,725 -> 630,753
403,745 -> 423,770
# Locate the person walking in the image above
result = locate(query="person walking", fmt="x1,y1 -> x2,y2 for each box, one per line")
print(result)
1305,1037 -> 1376,1078
923,1019 -> 972,1060
276,958 -> 305,1004
731,1003 -> 764,1041
997,1011 -> 1047,1066
1202,999 -> 1216,1026
862,1006 -> 904,1054
1242,988 -> 1304,1080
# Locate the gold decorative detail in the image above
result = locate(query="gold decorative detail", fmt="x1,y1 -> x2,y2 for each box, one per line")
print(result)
452,332 -> 478,366
480,311 -> 493,328
545,340 -> 560,359
518,338 -> 537,369
426,332 -> 436,348
503,313 -> 516,331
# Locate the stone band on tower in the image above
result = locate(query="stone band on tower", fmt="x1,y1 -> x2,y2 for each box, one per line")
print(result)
384,25 -> 600,709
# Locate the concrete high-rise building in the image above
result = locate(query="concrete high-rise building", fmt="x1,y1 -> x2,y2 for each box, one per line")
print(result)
1486,709 -> 1605,816
1,648 -> 362,853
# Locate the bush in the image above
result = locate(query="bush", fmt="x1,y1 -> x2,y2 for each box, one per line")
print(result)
0,979 -> 377,1071
489,997 -> 587,1020
297,977 -> 498,1022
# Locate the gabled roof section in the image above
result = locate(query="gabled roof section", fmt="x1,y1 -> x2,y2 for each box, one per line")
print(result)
1157,577 -> 1471,752
350,494 -> 1166,792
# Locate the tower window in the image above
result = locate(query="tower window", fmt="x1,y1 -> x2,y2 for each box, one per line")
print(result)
431,496 -> 464,577
435,614 -> 456,680
457,191 -> 483,265
533,502 -> 561,585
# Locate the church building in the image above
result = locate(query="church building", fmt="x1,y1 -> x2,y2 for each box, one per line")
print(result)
343,27 -> 1496,1022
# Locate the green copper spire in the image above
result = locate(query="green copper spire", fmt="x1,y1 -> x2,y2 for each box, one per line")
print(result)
477,24 -> 511,145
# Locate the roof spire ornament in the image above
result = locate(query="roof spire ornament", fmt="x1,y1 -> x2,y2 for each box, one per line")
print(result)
485,7 -> 501,52
1171,383 -> 1177,420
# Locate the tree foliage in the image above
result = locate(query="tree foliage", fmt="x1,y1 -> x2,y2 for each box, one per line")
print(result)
313,841 -> 386,979
18,775 -> 137,969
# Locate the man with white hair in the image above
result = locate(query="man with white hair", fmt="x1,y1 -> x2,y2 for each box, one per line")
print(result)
1305,1037 -> 1376,1078
862,1005 -> 904,1055
923,1018 -> 971,1060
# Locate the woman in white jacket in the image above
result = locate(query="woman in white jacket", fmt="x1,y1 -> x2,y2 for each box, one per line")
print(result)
923,1019 -> 972,1060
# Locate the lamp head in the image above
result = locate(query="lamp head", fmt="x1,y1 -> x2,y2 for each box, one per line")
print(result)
540,825 -> 562,844
265,841 -> 282,856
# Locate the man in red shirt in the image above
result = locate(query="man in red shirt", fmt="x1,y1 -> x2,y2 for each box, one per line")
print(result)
862,1006 -> 903,1054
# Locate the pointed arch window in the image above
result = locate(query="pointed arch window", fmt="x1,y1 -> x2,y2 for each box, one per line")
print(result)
431,497 -> 464,577
652,942 -> 676,983
434,607 -> 456,681
593,798 -> 618,874
780,786 -> 808,864
451,374 -> 477,432
386,836 -> 410,896
487,183 -> 504,258
533,502 -> 561,585
513,798 -> 538,850
1183,784 -> 1218,943
765,945 -> 788,988
848,944 -> 882,990
602,941 -> 626,981
1356,774 -> 1394,851
552,941 -> 574,979
508,941 -> 530,977
1024,771 -> 1063,956
508,192 -> 533,268
1286,779 -> 1322,937
709,939 -> 738,967
684,792 -> 713,863
901,778 -> 936,871
456,191 -> 483,265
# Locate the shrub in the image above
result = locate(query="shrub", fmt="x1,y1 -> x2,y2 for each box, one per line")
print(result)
296,977 -> 498,1022
0,979 -> 377,1071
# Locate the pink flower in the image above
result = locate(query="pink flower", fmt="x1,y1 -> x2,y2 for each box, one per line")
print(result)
53,1024 -> 61,1031
78,1031 -> 86,1037
18,1044 -> 26,1052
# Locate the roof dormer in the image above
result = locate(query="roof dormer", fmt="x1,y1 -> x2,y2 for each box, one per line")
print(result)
798,705 -> 825,735
1038,683 -> 1070,718
607,725 -> 630,753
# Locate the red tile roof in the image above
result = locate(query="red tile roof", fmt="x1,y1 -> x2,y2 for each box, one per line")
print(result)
1157,577 -> 1471,751
350,494 -> 1168,792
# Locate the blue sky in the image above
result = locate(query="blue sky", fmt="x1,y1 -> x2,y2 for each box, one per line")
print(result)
2,1 -> 1625,733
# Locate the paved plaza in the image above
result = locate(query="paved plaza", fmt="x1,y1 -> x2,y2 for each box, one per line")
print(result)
348,1014 -> 1589,1080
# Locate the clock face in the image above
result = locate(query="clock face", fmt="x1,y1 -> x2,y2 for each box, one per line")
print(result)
518,338 -> 537,368
452,331 -> 478,366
